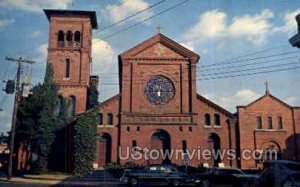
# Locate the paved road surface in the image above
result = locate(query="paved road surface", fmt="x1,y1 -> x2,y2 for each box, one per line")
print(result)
0,170 -> 197,186
0,181 -> 198,187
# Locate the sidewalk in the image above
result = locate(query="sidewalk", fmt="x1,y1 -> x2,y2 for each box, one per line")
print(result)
0,170 -> 120,186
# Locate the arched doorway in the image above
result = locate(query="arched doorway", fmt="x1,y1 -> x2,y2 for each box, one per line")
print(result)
150,130 -> 171,165
98,133 -> 112,167
262,141 -> 281,161
208,133 -> 221,167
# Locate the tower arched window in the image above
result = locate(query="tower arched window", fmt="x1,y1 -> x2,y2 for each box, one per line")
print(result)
278,116 -> 283,129
74,31 -> 81,47
257,116 -> 262,129
214,114 -> 221,126
204,113 -> 211,126
57,30 -> 64,47
268,116 -> 273,129
96,113 -> 103,125
107,113 -> 113,125
55,96 -> 64,117
66,30 -> 72,47
65,58 -> 71,78
182,140 -> 187,153
132,140 -> 137,148
68,96 -> 76,117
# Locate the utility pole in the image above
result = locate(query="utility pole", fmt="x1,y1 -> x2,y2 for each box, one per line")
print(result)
5,57 -> 35,180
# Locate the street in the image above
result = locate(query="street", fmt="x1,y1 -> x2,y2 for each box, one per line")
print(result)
0,181 -> 199,187
0,170 -> 196,187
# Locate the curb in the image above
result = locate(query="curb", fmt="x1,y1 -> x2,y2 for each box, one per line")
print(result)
1,178 -> 122,186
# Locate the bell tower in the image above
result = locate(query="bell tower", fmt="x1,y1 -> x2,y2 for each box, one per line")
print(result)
44,9 -> 98,114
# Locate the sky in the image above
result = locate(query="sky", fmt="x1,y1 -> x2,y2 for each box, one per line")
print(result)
0,0 -> 300,134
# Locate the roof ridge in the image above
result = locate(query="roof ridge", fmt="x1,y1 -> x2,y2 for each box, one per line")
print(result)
196,94 -> 234,117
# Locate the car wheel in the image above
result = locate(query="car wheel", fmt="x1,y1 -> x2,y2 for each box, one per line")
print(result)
172,179 -> 181,186
130,178 -> 139,186
241,181 -> 252,187
202,179 -> 210,187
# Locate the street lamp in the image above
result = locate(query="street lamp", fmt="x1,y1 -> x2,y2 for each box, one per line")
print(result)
289,13 -> 300,48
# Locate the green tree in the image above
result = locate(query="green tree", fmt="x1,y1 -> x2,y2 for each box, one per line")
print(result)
16,84 -> 43,155
16,63 -> 59,173
34,63 -> 59,173
73,111 -> 97,176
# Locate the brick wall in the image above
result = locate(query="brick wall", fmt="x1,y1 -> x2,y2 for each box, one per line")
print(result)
238,94 -> 298,169
97,34 -> 237,168
47,14 -> 93,114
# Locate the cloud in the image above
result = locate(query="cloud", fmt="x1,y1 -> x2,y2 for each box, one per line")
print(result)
30,31 -> 42,38
285,96 -> 299,106
273,9 -> 300,34
179,42 -> 195,51
90,39 -> 119,101
35,43 -> 48,63
0,110 -> 7,118
228,10 -> 274,44
101,0 -> 153,25
91,38 -> 118,81
0,0 -> 72,13
92,39 -> 115,66
0,18 -> 15,28
204,89 -> 259,112
28,43 -> 48,83
185,10 -> 227,41
184,9 -> 274,47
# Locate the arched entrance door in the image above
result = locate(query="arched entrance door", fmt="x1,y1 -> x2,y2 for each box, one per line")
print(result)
208,133 -> 221,167
262,141 -> 281,161
150,130 -> 171,165
98,133 -> 112,167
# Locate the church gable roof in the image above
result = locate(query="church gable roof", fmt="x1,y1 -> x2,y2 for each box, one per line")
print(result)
99,94 -> 120,108
196,94 -> 234,118
119,33 -> 200,63
238,93 -> 291,109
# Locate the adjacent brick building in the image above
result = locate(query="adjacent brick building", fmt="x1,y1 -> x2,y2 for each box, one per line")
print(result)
43,10 -> 300,170
237,90 -> 300,169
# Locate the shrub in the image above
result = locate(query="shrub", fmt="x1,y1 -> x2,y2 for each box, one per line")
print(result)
73,112 -> 97,177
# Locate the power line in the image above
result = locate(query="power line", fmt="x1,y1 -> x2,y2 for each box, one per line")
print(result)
97,62 -> 300,85
94,54 -> 300,78
197,55 -> 300,72
198,51 -> 299,67
100,0 -> 168,32
200,61 -> 300,77
218,44 -> 289,62
198,66 -> 300,81
105,0 -> 133,11
4,0 -> 189,67
99,0 -> 190,40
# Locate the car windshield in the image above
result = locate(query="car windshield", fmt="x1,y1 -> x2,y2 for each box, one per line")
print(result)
149,166 -> 158,171
160,166 -> 177,172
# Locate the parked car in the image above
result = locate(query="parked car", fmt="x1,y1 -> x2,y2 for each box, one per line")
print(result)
194,167 -> 258,187
120,164 -> 193,186
252,160 -> 300,187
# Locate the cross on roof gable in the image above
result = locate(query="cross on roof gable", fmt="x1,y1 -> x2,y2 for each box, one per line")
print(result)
238,93 -> 291,109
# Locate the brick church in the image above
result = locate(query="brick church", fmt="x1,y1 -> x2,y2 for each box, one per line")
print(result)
44,9 -> 300,170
